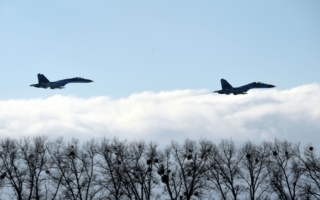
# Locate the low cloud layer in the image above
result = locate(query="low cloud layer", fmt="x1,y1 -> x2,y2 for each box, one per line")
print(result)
0,84 -> 319,148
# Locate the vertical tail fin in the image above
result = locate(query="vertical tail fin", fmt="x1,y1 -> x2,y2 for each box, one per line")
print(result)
221,79 -> 233,89
37,74 -> 50,84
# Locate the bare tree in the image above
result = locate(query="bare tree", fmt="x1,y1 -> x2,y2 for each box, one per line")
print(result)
156,143 -> 184,200
18,136 -> 49,200
207,139 -> 242,200
96,138 -> 125,200
0,136 -> 319,199
294,144 -> 320,199
47,137 -> 100,200
0,138 -> 26,200
97,138 -> 160,200
162,139 -> 210,200
0,136 -> 49,200
238,141 -> 272,200
267,139 -> 304,200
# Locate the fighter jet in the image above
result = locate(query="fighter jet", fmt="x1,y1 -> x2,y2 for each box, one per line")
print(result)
214,79 -> 275,95
30,74 -> 93,89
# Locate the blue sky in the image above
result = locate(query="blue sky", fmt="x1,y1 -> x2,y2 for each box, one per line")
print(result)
0,1 -> 320,151
0,0 -> 319,99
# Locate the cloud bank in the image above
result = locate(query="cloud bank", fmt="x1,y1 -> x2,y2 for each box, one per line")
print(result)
0,84 -> 319,148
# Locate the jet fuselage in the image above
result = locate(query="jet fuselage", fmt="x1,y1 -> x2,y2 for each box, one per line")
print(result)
30,81 -> 65,89
30,74 -> 93,89
214,79 -> 275,95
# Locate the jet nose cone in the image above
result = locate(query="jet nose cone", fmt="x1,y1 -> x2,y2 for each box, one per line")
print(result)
267,84 -> 275,88
85,79 -> 93,83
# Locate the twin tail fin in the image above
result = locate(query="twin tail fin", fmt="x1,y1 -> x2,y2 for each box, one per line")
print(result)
221,79 -> 233,90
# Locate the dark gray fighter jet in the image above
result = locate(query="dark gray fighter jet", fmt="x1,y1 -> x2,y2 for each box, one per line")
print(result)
214,79 -> 275,95
30,74 -> 93,89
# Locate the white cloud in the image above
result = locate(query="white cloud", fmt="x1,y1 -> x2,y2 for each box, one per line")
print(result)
0,84 -> 319,149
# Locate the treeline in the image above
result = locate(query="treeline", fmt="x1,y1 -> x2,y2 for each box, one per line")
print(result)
0,137 -> 319,200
